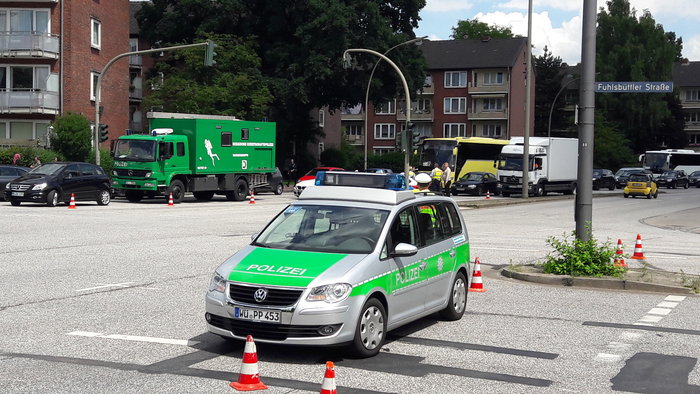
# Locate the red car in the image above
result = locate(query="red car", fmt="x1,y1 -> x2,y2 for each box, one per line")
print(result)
297,166 -> 345,182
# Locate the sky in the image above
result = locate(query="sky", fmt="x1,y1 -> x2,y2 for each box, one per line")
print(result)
416,0 -> 700,65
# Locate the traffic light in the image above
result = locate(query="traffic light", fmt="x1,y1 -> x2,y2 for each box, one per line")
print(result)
204,40 -> 217,66
99,123 -> 109,142
406,122 -> 420,151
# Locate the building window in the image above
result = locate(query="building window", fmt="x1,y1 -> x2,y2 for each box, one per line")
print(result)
424,75 -> 433,88
444,97 -> 466,114
0,9 -> 50,33
373,146 -> 396,155
375,100 -> 396,115
90,72 -> 99,101
318,109 -> 325,127
480,124 -> 503,137
91,18 -> 101,49
482,98 -> 503,112
374,123 -> 396,140
443,123 -> 466,138
0,120 -> 50,142
689,133 -> 700,145
484,72 -> 504,85
685,90 -> 699,102
444,71 -> 467,88
415,99 -> 431,114
684,112 -> 700,124
345,124 -> 362,136
1,66 -> 48,91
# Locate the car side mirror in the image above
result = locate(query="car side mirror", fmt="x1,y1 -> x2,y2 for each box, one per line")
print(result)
390,243 -> 418,257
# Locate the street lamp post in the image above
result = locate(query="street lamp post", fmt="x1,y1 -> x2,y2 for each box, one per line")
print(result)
547,75 -> 578,139
363,37 -> 427,170
344,48 -> 412,180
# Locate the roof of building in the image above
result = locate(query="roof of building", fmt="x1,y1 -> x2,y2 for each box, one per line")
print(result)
130,1 -> 145,35
420,37 -> 527,70
672,61 -> 700,87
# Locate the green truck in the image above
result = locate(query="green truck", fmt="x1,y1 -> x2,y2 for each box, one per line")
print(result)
111,112 -> 276,203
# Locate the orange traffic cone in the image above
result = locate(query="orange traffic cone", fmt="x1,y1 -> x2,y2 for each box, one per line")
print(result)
613,239 -> 627,268
230,335 -> 268,391
468,257 -> 486,292
631,234 -> 645,260
320,361 -> 337,394
68,193 -> 77,209
167,192 -> 174,206
485,190 -> 491,200
249,190 -> 256,205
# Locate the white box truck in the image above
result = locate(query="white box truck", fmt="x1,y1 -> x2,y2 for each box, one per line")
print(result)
496,137 -> 578,197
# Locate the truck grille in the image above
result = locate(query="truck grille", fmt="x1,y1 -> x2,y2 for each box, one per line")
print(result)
8,184 -> 30,191
208,314 -> 341,341
114,169 -> 150,177
229,284 -> 304,307
501,176 -> 521,184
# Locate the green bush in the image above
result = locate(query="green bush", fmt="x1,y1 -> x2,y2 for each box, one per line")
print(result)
541,230 -> 626,277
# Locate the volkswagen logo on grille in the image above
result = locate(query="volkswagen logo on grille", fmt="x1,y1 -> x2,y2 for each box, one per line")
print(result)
128,170 -> 133,176
253,288 -> 268,302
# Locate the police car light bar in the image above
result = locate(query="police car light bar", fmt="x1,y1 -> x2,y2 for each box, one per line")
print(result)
315,171 -> 407,191
151,128 -> 174,136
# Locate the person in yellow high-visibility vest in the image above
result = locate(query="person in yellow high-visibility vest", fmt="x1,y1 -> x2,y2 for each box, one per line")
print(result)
429,162 -> 442,192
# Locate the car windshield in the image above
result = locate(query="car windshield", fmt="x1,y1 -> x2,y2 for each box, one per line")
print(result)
661,171 -> 676,177
593,170 -> 602,177
254,204 -> 390,254
462,173 -> 483,181
28,163 -> 65,175
113,139 -> 157,161
691,171 -> 700,177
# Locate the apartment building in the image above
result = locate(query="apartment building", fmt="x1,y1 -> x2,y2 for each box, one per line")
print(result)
339,37 -> 533,156
0,0 -> 129,148
673,61 -> 700,150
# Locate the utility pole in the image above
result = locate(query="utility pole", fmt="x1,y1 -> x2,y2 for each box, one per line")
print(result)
94,41 -> 215,165
522,0 -> 533,198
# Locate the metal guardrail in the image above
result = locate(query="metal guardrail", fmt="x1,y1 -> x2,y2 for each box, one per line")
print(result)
0,90 -> 59,114
0,32 -> 59,57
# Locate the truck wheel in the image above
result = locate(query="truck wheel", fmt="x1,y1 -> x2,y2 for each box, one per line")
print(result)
230,178 -> 249,201
349,298 -> 386,358
534,184 -> 544,197
439,271 -> 467,321
168,180 -> 185,203
125,191 -> 143,202
193,191 -> 214,201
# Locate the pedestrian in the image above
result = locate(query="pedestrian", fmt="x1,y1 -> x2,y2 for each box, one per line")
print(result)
413,173 -> 434,194
12,153 -> 21,165
441,162 -> 453,196
287,158 -> 297,187
429,162 -> 442,192
31,156 -> 41,168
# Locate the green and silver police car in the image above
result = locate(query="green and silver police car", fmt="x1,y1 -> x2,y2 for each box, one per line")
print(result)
205,171 -> 471,357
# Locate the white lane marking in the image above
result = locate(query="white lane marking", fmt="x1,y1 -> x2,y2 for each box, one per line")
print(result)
657,301 -> 679,308
595,353 -> 622,362
638,315 -> 664,323
665,295 -> 687,302
67,331 -> 198,346
607,342 -> 632,351
633,322 -> 656,326
75,282 -> 135,292
647,308 -> 672,316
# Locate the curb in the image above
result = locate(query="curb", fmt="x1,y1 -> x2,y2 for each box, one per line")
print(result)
501,268 -> 695,294
456,192 -> 618,209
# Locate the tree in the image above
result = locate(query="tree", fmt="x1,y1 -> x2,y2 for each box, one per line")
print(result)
593,111 -> 636,169
534,46 -> 568,136
49,113 -> 92,161
596,0 -> 685,153
136,1 -> 427,165
451,18 -> 515,40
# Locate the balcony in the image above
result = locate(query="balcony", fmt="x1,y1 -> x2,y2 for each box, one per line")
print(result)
680,99 -> 700,110
340,104 -> 364,121
468,82 -> 508,95
0,32 -> 59,59
129,55 -> 142,67
684,122 -> 700,131
0,90 -> 59,114
468,108 -> 508,120
397,109 -> 433,121
345,134 -> 364,145
129,87 -> 143,100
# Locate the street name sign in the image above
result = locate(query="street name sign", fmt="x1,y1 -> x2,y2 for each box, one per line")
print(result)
595,82 -> 673,93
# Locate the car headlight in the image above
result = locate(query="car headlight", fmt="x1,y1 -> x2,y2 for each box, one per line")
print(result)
209,271 -> 226,293
32,183 -> 47,191
306,283 -> 352,303
4,183 -> 11,190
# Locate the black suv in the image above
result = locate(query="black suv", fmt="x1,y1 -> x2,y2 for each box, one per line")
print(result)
592,169 -> 616,190
655,170 -> 689,189
4,162 -> 112,206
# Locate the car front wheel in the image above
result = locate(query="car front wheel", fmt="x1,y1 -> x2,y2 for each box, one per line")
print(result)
46,190 -> 59,207
349,298 -> 386,358
10,199 -> 20,206
440,271 -> 467,320
274,183 -> 284,195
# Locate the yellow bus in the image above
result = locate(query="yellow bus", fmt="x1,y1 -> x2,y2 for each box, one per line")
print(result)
417,137 -> 510,180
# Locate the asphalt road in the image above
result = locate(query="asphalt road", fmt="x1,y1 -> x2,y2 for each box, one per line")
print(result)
1,187 -> 698,393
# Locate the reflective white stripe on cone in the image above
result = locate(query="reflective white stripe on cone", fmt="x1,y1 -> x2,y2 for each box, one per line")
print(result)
230,335 -> 268,391
468,257 -> 486,292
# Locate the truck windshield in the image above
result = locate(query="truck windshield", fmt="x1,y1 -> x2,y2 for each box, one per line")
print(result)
498,155 -> 534,171
113,139 -> 157,162
254,204 -> 390,254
